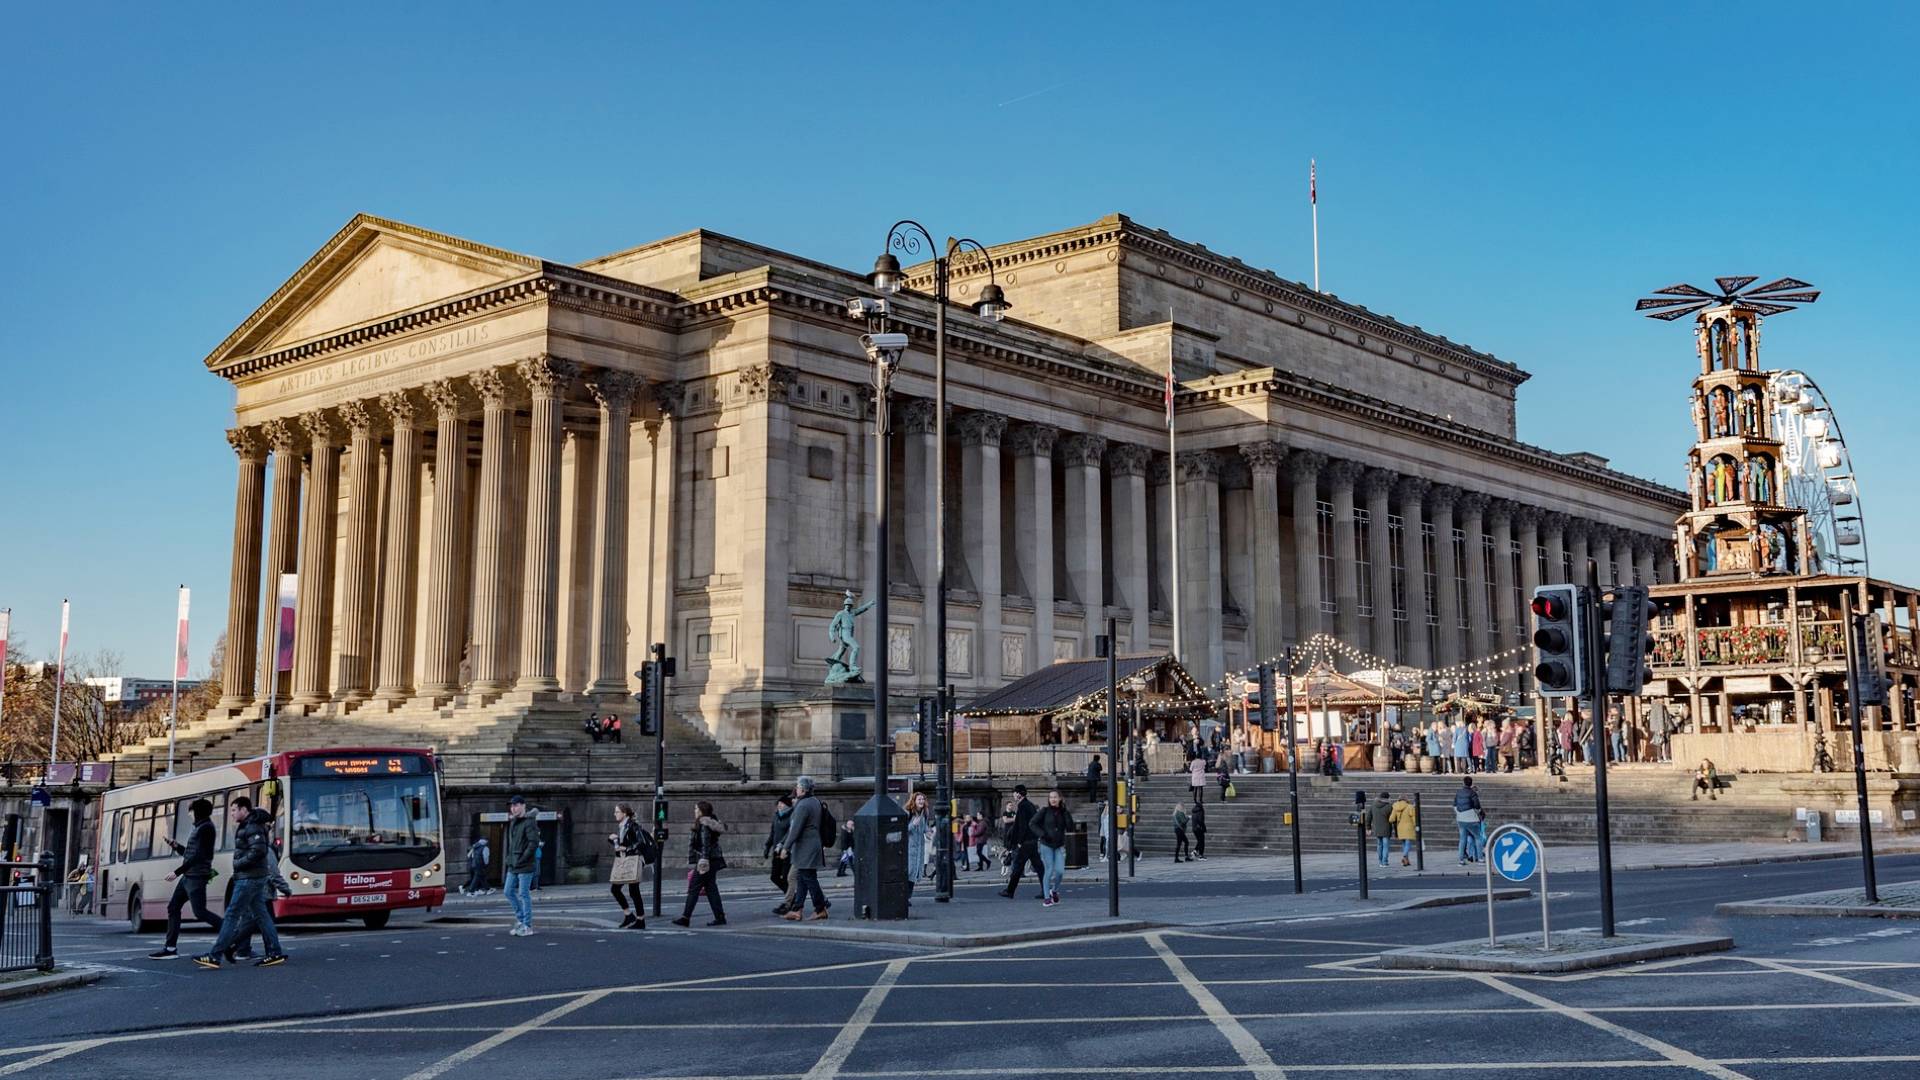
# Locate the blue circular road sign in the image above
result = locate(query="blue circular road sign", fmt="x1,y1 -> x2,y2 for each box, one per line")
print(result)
1492,831 -> 1538,883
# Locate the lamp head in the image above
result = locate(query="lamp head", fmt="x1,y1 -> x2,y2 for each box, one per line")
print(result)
869,252 -> 904,294
971,281 -> 1010,322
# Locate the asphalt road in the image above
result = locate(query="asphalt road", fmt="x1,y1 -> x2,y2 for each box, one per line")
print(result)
6,853 -> 1920,1079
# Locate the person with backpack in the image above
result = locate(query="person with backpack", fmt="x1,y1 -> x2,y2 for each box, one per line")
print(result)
464,834 -> 492,895
608,803 -> 649,930
670,801 -> 727,928
781,776 -> 833,921
149,798 -> 220,960
1189,798 -> 1208,860
1030,789 -> 1075,907
1453,777 -> 1484,864
1172,803 -> 1191,863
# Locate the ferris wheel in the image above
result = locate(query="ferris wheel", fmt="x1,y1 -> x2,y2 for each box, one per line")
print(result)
1770,370 -> 1869,576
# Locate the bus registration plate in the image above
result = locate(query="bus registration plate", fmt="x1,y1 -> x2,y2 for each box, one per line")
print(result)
349,892 -> 388,906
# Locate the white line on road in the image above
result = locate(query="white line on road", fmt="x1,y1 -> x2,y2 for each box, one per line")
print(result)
401,989 -> 611,1080
0,1040 -> 106,1076
1148,932 -> 1287,1080
802,958 -> 910,1080
1468,973 -> 1751,1080
1746,958 -> 1920,1003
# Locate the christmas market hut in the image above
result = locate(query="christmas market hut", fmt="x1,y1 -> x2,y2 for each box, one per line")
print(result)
952,654 -> 1215,776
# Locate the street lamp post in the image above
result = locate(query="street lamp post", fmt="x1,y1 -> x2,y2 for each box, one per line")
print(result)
855,329 -> 910,920
867,221 -> 1010,904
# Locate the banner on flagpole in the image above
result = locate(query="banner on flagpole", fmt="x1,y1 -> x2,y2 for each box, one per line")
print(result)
56,600 -> 70,685
0,608 -> 10,700
275,573 -> 297,672
175,587 -> 191,680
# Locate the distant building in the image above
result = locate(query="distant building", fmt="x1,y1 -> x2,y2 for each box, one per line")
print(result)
81,677 -> 186,710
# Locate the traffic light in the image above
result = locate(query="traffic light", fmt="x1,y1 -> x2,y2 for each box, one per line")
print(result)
1852,613 -> 1891,707
916,694 -> 941,763
1531,584 -> 1587,698
1604,585 -> 1657,695
633,662 -> 660,737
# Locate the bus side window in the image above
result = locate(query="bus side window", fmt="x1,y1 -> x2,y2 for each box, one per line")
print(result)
209,792 -> 228,848
112,811 -> 129,864
130,806 -> 154,861
174,798 -> 198,851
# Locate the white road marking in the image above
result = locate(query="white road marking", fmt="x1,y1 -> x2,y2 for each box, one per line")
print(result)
1747,958 -> 1920,1003
400,989 -> 610,1080
0,1040 -> 106,1076
802,958 -> 910,1080
1468,974 -> 1751,1080
1148,932 -> 1287,1080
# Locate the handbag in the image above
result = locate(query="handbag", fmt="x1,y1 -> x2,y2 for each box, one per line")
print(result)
1454,807 -> 1483,824
1225,783 -> 1238,799
610,854 -> 642,884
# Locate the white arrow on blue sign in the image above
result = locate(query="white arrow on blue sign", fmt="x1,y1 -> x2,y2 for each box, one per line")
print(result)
1493,832 -> 1538,883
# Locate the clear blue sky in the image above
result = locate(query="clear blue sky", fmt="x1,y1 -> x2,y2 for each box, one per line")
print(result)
3,4 -> 1914,675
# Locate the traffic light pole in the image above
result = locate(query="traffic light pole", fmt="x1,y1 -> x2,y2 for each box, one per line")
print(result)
648,643 -> 672,919
1102,619 -> 1120,918
1840,592 -> 1880,904
1583,581 -> 1617,939
1283,646 -> 1303,895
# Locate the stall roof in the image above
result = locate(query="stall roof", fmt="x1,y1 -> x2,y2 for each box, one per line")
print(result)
961,653 -> 1209,717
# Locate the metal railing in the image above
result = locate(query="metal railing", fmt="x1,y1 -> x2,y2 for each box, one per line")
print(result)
0,856 -> 56,974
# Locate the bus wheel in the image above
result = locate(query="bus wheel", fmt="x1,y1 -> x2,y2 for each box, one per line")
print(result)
361,910 -> 391,930
127,890 -> 148,934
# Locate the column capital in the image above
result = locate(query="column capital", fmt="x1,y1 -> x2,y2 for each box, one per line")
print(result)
1538,510 -> 1569,537
1511,504 -> 1542,532
1150,452 -> 1171,486
471,366 -> 518,406
1323,457 -> 1365,490
1176,448 -> 1221,483
955,411 -> 1007,448
380,390 -> 421,429
1006,422 -> 1058,459
650,380 -> 687,418
300,409 -> 341,448
1394,475 -> 1431,504
738,362 -> 796,402
1633,532 -> 1664,556
899,398 -> 939,435
1486,498 -> 1514,529
517,355 -> 579,399
1107,442 -> 1151,478
1427,483 -> 1460,512
226,426 -> 266,462
1563,516 -> 1592,541
1285,449 -> 1326,483
260,417 -> 302,455
586,369 -> 643,411
1360,467 -> 1396,501
422,378 -> 465,419
1456,490 -> 1490,519
339,399 -> 383,437
1238,440 -> 1285,475
1060,432 -> 1107,468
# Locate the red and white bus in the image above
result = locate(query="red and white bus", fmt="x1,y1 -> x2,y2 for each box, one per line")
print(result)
96,747 -> 445,932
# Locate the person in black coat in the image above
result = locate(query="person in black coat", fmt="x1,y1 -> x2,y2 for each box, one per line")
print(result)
997,785 -> 1045,899
672,801 -> 728,927
150,798 -> 221,959
1189,799 -> 1208,860
609,804 -> 647,930
765,794 -> 795,915
1030,790 -> 1077,906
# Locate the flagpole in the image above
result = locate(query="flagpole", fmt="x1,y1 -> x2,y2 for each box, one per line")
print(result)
49,599 -> 69,771
1311,159 -> 1320,292
269,572 -> 295,759
1168,314 -> 1182,663
0,609 -> 10,738
167,585 -> 188,776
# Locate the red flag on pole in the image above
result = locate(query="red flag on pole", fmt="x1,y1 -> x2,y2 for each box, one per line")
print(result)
174,587 -> 191,680
1164,364 -> 1176,430
275,573 -> 297,672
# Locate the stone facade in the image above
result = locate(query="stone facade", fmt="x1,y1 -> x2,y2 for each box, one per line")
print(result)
201,213 -> 1685,757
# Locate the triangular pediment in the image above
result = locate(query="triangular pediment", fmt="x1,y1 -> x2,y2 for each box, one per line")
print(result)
205,214 -> 543,369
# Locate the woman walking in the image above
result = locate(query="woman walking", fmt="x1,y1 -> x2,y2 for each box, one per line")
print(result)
608,803 -> 648,930
1031,789 -> 1075,907
1188,755 -> 1207,803
1453,777 -> 1484,865
765,794 -> 796,915
904,791 -> 931,897
671,801 -> 727,928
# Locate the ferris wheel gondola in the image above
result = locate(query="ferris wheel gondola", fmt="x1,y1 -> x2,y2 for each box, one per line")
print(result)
1770,371 -> 1869,576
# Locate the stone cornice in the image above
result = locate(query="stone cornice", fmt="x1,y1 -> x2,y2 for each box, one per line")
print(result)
1186,367 -> 1685,511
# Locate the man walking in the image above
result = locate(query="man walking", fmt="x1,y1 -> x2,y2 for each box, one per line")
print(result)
1453,777 -> 1484,865
1367,790 -> 1394,867
193,796 -> 285,968
1086,754 -> 1103,802
149,798 -> 220,959
1171,803 -> 1191,863
503,795 -> 541,936
998,785 -> 1044,898
781,776 -> 832,921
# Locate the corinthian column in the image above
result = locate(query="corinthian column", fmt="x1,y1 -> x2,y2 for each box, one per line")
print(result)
1061,433 -> 1107,655
587,370 -> 640,695
218,427 -> 267,709
1489,500 -> 1517,685
1429,485 -> 1461,667
1458,491 -> 1490,662
1515,506 -> 1542,695
418,379 -> 468,698
375,392 -> 422,703
1177,449 -> 1224,683
1568,519 -> 1592,589
1240,442 -> 1286,664
258,419 -> 303,705
1396,478 -> 1432,669
1288,451 -> 1326,644
291,410 -> 340,706
334,400 -> 382,701
958,412 -> 1007,684
1362,468 -> 1395,661
1108,444 -> 1152,653
469,367 -> 517,693
1542,512 -> 1568,587
517,356 -> 578,693
1009,422 -> 1057,676
1326,459 -> 1363,655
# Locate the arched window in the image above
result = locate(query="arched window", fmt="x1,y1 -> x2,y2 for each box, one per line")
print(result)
1704,455 -> 1738,506
1709,388 -> 1733,438
1747,454 -> 1774,504
1709,321 -> 1727,370
1739,386 -> 1762,436
1735,320 -> 1752,370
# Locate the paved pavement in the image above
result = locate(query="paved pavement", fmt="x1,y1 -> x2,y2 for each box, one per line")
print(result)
6,852 -> 1920,1078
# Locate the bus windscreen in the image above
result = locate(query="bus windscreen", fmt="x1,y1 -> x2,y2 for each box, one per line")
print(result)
288,774 -> 442,874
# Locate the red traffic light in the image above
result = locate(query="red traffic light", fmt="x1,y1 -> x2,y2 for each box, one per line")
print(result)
1531,594 -> 1566,620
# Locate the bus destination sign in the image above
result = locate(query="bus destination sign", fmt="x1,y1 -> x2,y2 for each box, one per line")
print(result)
294,753 -> 430,778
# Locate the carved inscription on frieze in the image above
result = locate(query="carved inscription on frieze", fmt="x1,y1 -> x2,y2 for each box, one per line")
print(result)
273,325 -> 493,395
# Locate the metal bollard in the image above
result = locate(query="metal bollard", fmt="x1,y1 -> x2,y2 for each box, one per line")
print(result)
35,852 -> 54,972
1353,814 -> 1370,900
1414,792 -> 1425,871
